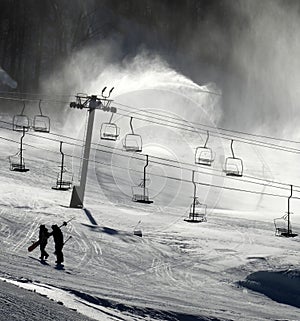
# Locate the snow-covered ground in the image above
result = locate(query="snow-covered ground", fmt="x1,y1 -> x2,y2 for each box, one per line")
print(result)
0,114 -> 299,321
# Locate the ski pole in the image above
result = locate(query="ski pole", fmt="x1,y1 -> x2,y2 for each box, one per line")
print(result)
63,236 -> 72,245
60,217 -> 75,228
48,217 -> 75,239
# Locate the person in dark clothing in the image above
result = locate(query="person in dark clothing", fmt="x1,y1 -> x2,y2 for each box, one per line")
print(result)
51,224 -> 64,265
39,225 -> 50,261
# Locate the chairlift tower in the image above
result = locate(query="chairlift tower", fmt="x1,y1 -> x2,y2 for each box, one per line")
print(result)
69,88 -> 116,208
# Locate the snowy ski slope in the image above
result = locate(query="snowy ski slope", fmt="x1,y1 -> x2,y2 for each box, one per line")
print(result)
0,107 -> 299,321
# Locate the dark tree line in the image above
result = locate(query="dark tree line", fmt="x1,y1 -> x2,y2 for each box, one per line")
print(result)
0,0 -> 91,91
0,0 -> 242,92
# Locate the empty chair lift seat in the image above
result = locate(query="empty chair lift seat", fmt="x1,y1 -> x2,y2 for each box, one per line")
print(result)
132,186 -> 153,204
123,134 -> 142,152
9,156 -> 29,172
195,147 -> 214,166
33,115 -> 50,133
13,115 -> 30,132
224,157 -> 243,177
184,201 -> 207,223
100,123 -> 119,141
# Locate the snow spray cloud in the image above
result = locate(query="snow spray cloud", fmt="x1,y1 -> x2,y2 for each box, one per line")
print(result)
222,0 -> 300,137
84,51 -> 226,219
43,38 -> 226,222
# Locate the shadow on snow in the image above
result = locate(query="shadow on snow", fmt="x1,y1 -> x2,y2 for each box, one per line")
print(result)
62,288 -> 226,321
238,269 -> 300,308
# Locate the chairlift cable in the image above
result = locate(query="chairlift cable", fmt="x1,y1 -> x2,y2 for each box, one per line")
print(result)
0,132 -> 299,200
0,95 -> 70,104
1,95 -> 300,200
0,94 -> 299,150
114,101 -> 300,145
0,90 -> 73,98
114,106 -> 300,154
24,126 -> 300,192
115,109 -> 300,155
1,94 -> 300,147
116,107 -> 295,148
1,105 -> 300,191
1,95 -> 300,155
0,128 -> 299,194
1,120 -> 300,192
63,150 -> 291,200
1,117 -> 300,191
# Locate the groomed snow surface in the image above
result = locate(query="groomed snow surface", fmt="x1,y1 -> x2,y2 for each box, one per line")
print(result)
0,125 -> 299,321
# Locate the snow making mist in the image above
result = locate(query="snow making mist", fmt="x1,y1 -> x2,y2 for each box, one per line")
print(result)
222,0 -> 300,138
51,46 -> 225,214
84,52 -> 225,213
40,31 -> 281,216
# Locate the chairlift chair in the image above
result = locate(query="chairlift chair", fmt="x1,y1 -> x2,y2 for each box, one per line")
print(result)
9,126 -> 29,172
195,147 -> 214,166
132,180 -> 153,204
273,185 -> 298,237
123,117 -> 142,152
52,170 -> 73,191
13,101 -> 30,132
274,214 -> 297,237
274,214 -> 290,236
195,131 -> 214,166
132,155 -> 153,204
124,134 -> 142,152
8,154 -> 29,172
100,123 -> 120,141
33,115 -> 50,133
52,142 -> 73,190
33,100 -> 50,133
13,115 -> 30,132
184,171 -> 207,223
224,140 -> 243,177
224,157 -> 243,177
184,198 -> 207,223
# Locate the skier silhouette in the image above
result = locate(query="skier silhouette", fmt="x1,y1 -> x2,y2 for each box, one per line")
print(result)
39,225 -> 50,261
51,224 -> 64,265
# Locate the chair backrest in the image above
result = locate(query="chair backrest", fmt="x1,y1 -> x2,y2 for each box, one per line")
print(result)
33,115 -> 50,133
124,134 -> 142,152
132,186 -> 149,198
225,157 -> 243,176
13,115 -> 30,131
195,147 -> 214,165
100,123 -> 119,140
